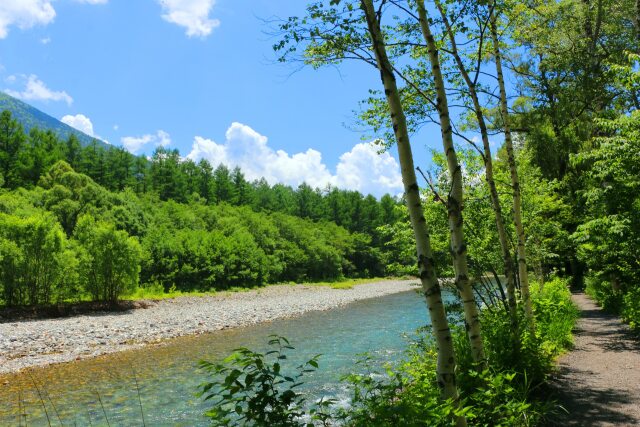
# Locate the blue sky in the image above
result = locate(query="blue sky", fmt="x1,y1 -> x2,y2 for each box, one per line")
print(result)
0,0 -> 448,197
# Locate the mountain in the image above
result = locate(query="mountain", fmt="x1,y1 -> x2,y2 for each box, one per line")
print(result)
0,92 -> 107,147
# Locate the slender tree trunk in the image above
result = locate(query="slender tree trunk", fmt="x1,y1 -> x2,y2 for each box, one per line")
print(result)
489,5 -> 534,326
416,0 -> 486,367
435,0 -> 518,327
360,1 -> 463,416
636,0 -> 640,43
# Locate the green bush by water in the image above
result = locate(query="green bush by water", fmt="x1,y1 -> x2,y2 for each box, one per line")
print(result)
199,277 -> 578,426
198,335 -> 334,427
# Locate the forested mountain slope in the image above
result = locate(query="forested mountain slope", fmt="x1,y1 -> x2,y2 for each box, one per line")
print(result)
0,92 -> 105,148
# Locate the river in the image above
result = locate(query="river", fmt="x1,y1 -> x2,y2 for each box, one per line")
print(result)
0,289 -> 455,426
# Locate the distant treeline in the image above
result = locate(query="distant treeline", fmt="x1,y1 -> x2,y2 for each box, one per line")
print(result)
0,110 -> 416,307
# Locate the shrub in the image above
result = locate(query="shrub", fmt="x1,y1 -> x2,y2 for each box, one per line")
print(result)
585,275 -> 624,314
475,277 -> 578,390
198,336 -> 333,427
75,214 -> 141,303
337,352 -> 455,427
0,212 -> 73,306
531,277 -> 579,353
337,341 -> 543,426
622,287 -> 640,330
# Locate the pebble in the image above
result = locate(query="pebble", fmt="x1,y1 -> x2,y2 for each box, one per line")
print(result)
0,280 -> 420,374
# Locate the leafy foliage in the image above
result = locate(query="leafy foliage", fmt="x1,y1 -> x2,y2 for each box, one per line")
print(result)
75,214 -> 142,303
198,336 -> 333,427
0,212 -> 71,306
573,110 -> 640,327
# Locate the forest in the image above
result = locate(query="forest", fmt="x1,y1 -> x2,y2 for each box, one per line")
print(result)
0,109 -> 424,306
197,0 -> 640,424
1,0 -> 639,424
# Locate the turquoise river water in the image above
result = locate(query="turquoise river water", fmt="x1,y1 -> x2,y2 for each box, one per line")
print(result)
0,289 -> 455,426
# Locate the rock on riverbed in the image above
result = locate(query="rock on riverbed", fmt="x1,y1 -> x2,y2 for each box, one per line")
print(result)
0,280 -> 420,374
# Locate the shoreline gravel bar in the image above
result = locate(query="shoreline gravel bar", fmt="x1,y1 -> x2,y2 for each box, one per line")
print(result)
0,279 -> 420,374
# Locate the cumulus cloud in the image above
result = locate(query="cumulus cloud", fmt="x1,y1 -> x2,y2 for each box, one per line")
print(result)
158,0 -> 219,38
0,0 -> 106,39
61,113 -> 110,144
121,130 -> 172,154
334,142 -> 404,197
5,74 -> 73,105
156,130 -> 171,147
186,122 -> 403,197
61,114 -> 95,136
0,0 -> 56,39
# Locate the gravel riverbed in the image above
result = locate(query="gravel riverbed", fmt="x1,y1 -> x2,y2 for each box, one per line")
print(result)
0,280 -> 419,374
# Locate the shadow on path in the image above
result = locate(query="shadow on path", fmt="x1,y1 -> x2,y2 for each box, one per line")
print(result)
548,293 -> 640,426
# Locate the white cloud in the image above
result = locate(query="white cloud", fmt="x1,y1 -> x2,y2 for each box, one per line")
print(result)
40,36 -> 50,44
61,114 -> 95,136
5,74 -> 73,105
113,124 -> 119,131
157,129 -> 171,147
334,142 -> 404,197
0,0 -> 56,39
186,122 -> 403,197
122,135 -> 154,154
121,130 -> 171,154
0,0 -> 106,39
61,113 -> 110,144
158,0 -> 219,38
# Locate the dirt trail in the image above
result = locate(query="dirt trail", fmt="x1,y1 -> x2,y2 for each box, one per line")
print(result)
551,292 -> 640,426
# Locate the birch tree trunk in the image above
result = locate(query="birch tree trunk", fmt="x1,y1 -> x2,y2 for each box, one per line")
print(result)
416,0 -> 486,367
360,0 -> 463,414
435,0 -> 518,326
636,0 -> 640,41
489,5 -> 534,326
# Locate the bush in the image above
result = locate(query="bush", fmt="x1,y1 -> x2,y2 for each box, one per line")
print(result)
0,212 -> 73,306
585,275 -> 624,314
198,336 -> 333,427
622,287 -> 640,330
75,214 -> 141,303
580,269 -> 640,332
531,277 -> 579,353
337,352 -> 455,427
475,277 -> 578,390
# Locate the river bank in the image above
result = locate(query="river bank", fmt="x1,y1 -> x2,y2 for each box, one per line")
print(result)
0,279 -> 419,374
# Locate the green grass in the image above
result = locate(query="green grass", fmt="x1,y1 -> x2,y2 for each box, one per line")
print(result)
123,287 -> 218,300
304,277 -> 405,289
123,284 -> 270,300
121,277 -> 410,301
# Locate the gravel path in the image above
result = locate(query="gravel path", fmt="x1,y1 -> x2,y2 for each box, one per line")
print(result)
552,293 -> 640,426
0,280 -> 420,374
